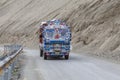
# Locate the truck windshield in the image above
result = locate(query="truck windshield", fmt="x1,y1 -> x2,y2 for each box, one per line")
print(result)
45,29 -> 54,39
59,29 -> 68,39
45,28 -> 69,39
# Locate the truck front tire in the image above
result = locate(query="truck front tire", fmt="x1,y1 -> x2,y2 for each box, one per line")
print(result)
65,55 -> 69,60
40,49 -> 43,57
44,54 -> 47,60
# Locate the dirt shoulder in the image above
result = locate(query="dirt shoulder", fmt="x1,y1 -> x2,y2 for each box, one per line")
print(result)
72,49 -> 120,64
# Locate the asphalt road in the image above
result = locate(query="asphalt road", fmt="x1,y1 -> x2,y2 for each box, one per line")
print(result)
22,49 -> 120,80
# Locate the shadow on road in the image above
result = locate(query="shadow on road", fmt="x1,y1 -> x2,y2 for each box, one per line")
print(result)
44,55 -> 83,61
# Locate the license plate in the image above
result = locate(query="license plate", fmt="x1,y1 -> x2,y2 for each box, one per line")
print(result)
55,51 -> 60,55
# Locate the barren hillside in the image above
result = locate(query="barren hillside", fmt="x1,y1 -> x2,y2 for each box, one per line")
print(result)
0,0 -> 120,60
0,0 -> 71,48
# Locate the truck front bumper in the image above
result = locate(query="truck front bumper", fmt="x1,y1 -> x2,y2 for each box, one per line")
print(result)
45,52 -> 69,56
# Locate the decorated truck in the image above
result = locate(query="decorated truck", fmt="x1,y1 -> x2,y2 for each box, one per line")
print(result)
39,20 -> 71,60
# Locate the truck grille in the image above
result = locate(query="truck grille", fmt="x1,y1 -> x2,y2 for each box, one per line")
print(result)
53,44 -> 61,51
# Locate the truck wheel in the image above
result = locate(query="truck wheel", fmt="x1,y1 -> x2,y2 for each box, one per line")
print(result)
44,54 -> 47,60
65,55 -> 69,60
40,49 -> 43,57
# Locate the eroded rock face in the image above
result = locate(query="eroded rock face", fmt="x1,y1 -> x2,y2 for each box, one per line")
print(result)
0,0 -> 70,48
0,0 -> 120,54
60,0 -> 120,52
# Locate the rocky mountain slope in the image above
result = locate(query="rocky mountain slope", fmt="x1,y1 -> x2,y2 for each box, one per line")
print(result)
0,0 -> 120,60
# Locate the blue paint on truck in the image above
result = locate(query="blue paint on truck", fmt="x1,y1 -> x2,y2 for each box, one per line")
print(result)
40,20 -> 71,60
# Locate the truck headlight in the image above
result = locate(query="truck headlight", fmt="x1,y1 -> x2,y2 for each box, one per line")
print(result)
46,45 -> 50,49
65,45 -> 70,49
65,39 -> 69,43
45,45 -> 53,50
